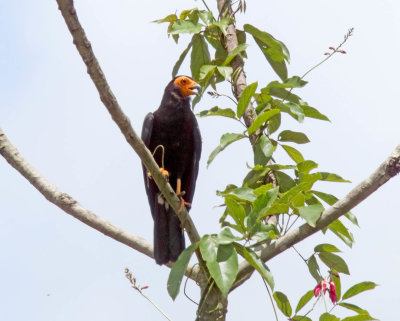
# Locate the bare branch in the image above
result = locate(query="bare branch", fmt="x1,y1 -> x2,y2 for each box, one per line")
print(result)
0,128 -> 202,281
232,144 -> 400,289
55,0 -> 205,271
0,129 -> 153,258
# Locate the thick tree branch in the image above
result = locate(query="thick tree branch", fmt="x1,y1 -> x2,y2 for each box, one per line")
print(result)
55,0 -> 205,273
0,129 -> 153,257
217,0 -> 257,139
0,128 -> 202,280
232,144 -> 400,290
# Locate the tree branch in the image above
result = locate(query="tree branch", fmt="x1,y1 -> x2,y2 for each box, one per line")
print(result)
232,144 -> 400,290
55,0 -> 205,273
217,0 -> 257,140
0,128 -> 202,280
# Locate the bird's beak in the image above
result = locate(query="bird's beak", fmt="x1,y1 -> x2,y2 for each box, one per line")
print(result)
190,84 -> 202,96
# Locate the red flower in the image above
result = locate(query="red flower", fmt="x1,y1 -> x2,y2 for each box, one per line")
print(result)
329,281 -> 337,303
314,282 -> 322,297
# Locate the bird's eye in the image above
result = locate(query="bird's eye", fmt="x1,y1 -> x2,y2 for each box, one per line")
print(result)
180,78 -> 187,84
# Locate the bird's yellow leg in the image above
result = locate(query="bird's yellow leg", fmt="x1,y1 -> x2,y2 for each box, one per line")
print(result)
176,178 -> 191,212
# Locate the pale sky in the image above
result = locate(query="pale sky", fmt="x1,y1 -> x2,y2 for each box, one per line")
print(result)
1,1 -> 400,320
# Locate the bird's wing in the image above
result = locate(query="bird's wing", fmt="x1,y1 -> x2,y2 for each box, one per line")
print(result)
183,117 -> 202,205
141,112 -> 158,220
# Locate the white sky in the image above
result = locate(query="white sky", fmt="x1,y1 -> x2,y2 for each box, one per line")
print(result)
1,1 -> 399,320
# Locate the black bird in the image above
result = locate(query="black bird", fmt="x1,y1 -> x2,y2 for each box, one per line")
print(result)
141,76 -> 202,265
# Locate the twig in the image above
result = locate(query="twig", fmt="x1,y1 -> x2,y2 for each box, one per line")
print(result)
125,268 -> 172,321
282,28 -> 354,103
262,277 -> 279,321
292,246 -> 308,264
301,28 -> 354,80
232,144 -> 400,289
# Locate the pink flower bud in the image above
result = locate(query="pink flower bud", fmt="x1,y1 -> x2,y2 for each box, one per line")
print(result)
324,52 -> 330,55
329,281 -> 337,303
141,286 -> 149,290
314,282 -> 322,297
329,46 -> 335,50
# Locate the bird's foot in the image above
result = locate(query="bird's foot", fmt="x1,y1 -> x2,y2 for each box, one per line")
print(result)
177,191 -> 191,213
147,168 -> 169,179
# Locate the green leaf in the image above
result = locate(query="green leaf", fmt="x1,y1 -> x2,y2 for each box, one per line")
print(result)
281,144 -> 304,163
216,66 -> 233,80
198,106 -> 237,120
284,76 -> 308,88
320,313 -> 340,321
244,24 -> 289,80
172,40 -> 193,77
217,228 -> 241,245
339,302 -> 369,315
207,133 -> 245,167
198,10 -> 213,25
191,34 -> 211,80
297,160 -> 318,173
328,219 -> 354,248
234,243 -> 274,289
350,314 -> 375,320
171,20 -> 203,34
274,170 -> 296,192
318,172 -> 351,183
223,43 -> 249,66
307,255 -> 321,282
247,109 -> 280,135
318,252 -> 350,275
153,13 -> 178,24
284,102 -> 305,122
269,87 -> 301,104
225,198 -> 245,232
302,105 -> 330,121
314,243 -> 341,253
342,282 -> 378,300
199,64 -> 216,81
179,8 -> 197,20
278,130 -> 310,144
292,316 -> 312,321
297,204 -> 324,227
253,187 -> 279,219
200,236 -> 238,297
237,82 -> 258,118
268,113 -> 281,134
273,291 -> 292,317
210,17 -> 234,35
228,187 -> 257,202
254,135 -> 274,165
295,290 -> 314,313
167,243 -> 198,300
312,191 -> 359,226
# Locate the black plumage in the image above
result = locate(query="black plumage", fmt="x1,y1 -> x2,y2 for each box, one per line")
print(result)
141,76 -> 202,265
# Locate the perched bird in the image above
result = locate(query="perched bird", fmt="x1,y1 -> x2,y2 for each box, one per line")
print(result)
141,76 -> 202,265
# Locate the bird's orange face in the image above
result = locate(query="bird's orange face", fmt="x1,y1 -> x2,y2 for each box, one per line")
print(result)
174,76 -> 201,96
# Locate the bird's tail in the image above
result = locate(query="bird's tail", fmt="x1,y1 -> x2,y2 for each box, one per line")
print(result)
153,205 -> 185,265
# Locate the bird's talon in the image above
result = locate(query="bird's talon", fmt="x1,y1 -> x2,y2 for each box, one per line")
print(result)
178,195 -> 191,213
160,168 -> 169,178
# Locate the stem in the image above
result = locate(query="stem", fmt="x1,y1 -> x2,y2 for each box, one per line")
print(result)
262,277 -> 279,321
292,246 -> 308,264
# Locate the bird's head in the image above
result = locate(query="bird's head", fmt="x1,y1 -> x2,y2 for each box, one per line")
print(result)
172,76 -> 202,97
